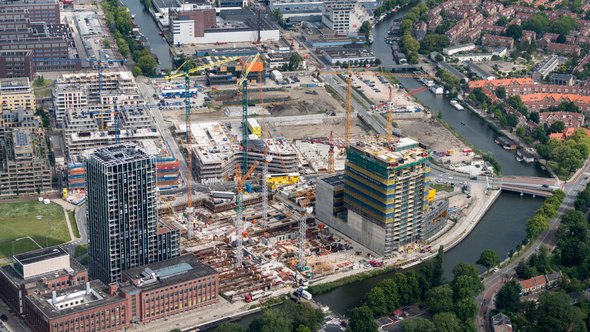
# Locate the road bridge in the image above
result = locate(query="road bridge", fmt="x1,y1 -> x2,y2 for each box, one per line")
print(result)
497,176 -> 560,197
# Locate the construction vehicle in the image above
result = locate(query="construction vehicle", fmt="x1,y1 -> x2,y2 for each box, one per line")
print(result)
234,161 -> 259,267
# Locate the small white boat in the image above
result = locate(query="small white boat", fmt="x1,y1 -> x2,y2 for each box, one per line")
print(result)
450,100 -> 464,111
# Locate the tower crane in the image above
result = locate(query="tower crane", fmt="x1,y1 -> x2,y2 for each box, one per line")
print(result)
345,65 -> 352,147
328,131 -> 335,174
383,85 -> 428,143
258,72 -> 270,228
234,161 -> 259,268
165,56 -> 240,237
236,53 -> 263,172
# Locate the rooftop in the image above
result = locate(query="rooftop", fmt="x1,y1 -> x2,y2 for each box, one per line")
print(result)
89,143 -> 153,166
350,137 -> 429,167
26,280 -> 126,319
0,77 -> 32,93
13,246 -> 68,266
122,255 -> 216,291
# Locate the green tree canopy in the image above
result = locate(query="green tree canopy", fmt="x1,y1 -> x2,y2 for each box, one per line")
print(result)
477,249 -> 500,272
495,281 -> 521,313
400,317 -> 436,332
433,312 -> 461,332
347,306 -> 378,332
426,284 -> 454,314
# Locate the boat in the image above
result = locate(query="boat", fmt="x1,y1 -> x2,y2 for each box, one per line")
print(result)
515,155 -> 523,162
450,99 -> 464,111
460,121 -> 466,125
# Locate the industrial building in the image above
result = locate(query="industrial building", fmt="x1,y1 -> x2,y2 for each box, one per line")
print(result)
0,50 -> 34,79
87,144 -> 180,284
170,8 -> 279,46
188,122 -> 298,183
316,138 -> 439,255
120,255 -> 219,323
0,0 -> 61,25
0,77 -> 35,112
205,56 -> 265,85
0,246 -> 89,315
321,46 -> 376,66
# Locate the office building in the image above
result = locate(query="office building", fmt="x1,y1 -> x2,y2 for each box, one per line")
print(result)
322,1 -> 371,35
87,144 -> 179,284
0,50 -> 34,79
316,138 -> 432,255
24,280 -> 130,332
170,9 -> 279,45
121,255 -> 219,323
0,77 -> 35,112
0,0 -> 60,25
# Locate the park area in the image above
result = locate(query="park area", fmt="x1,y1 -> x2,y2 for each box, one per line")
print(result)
0,201 -> 70,259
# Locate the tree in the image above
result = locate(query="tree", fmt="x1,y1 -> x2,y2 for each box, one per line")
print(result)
400,317 -> 435,332
347,306 -> 378,332
365,286 -> 388,316
419,34 -> 450,53
432,246 -> 444,287
378,279 -> 400,311
132,66 -> 143,77
526,213 -> 548,239
495,281 -> 521,313
426,285 -> 454,314
549,16 -> 578,35
359,21 -> 371,40
289,53 -> 303,71
477,249 -> 500,272
536,292 -> 586,332
137,54 -> 157,76
454,297 -> 477,322
506,24 -> 523,41
497,16 -> 509,26
529,111 -> 540,124
507,114 -> 520,128
522,13 -> 550,34
556,34 -> 567,43
495,86 -> 507,99
549,121 -> 566,134
452,275 -> 482,300
295,326 -> 312,332
103,38 -> 111,49
249,308 -> 290,332
281,301 -> 323,331
433,312 -> 461,332
214,322 -> 246,332
515,260 -> 533,279
271,8 -> 285,27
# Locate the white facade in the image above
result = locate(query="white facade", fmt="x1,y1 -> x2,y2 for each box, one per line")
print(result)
443,43 -> 476,56
322,2 -> 369,35
172,28 -> 279,45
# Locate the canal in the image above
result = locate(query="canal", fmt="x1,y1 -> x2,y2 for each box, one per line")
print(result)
120,0 -> 173,70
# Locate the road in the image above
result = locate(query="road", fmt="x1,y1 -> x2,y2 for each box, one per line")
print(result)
476,160 -> 590,331
137,81 -> 191,193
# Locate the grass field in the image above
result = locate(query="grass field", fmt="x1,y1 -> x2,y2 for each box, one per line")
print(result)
0,201 -> 70,258
432,183 -> 455,193
67,210 -> 80,238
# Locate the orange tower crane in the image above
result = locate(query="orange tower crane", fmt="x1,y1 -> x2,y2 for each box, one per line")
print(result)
234,161 -> 259,267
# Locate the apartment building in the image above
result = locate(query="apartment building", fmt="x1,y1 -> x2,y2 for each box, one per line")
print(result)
0,77 -> 35,112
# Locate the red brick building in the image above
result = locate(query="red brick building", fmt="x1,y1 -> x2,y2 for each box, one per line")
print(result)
24,281 -> 129,332
121,254 -> 219,323
0,247 -> 88,315
481,34 -> 514,49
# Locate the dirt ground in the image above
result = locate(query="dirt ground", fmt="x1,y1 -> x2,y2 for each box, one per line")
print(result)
273,118 -> 367,141
396,117 -> 468,155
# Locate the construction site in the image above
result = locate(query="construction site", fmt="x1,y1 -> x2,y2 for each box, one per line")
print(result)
48,49 -> 485,309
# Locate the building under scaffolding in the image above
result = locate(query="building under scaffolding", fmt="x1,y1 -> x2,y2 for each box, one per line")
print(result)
316,138 -> 435,255
188,122 -> 298,183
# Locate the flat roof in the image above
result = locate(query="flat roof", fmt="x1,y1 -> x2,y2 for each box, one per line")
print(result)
14,246 -> 68,266
350,137 -> 429,166
89,143 -> 153,166
122,255 -> 216,291
26,280 -> 126,319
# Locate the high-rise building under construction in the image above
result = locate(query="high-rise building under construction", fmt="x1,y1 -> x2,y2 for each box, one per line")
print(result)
316,138 -> 432,255
87,144 -> 179,284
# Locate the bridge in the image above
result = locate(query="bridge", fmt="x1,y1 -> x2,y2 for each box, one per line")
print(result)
497,176 -> 560,197
381,64 -> 422,72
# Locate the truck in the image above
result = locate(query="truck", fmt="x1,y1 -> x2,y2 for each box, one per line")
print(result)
247,118 -> 261,137
296,288 -> 312,300
271,70 -> 283,82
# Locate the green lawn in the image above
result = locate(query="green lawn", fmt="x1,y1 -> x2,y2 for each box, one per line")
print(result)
0,201 -> 70,258
67,210 -> 80,238
432,183 -> 455,193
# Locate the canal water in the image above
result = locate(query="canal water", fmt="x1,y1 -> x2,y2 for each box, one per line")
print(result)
120,0 -> 173,69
